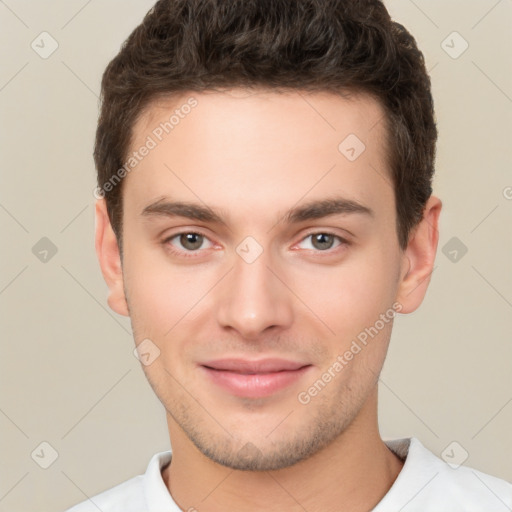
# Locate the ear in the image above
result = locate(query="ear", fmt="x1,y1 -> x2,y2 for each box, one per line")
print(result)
396,195 -> 442,314
95,198 -> 129,317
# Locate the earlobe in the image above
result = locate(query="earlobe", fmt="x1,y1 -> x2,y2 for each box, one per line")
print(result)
95,199 -> 129,317
396,195 -> 442,314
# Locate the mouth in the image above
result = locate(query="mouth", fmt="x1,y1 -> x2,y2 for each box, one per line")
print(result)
199,358 -> 313,398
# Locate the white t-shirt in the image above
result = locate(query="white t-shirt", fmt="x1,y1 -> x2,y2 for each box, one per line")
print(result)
64,437 -> 512,511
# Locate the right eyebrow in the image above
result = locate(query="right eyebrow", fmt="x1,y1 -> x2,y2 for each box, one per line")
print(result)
141,199 -> 227,226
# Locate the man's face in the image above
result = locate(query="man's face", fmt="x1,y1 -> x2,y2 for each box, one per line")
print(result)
116,89 -> 408,470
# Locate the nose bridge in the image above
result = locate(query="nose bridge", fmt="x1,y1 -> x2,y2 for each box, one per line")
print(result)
216,241 -> 293,338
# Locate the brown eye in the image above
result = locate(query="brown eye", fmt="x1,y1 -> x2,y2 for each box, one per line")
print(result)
297,232 -> 348,253
311,233 -> 336,250
178,233 -> 204,251
163,231 -> 213,256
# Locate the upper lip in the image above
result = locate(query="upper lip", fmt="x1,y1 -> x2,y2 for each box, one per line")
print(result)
201,358 -> 311,374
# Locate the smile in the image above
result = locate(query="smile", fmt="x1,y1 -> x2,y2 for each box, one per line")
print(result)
199,362 -> 313,398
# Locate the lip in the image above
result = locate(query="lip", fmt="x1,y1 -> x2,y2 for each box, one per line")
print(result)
200,358 -> 312,398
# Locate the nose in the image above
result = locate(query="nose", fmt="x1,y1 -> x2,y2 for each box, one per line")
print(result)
216,247 -> 294,340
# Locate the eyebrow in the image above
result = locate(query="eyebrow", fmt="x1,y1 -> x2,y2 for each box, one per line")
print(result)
141,196 -> 374,226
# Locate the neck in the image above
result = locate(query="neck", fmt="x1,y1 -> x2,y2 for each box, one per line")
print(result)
162,387 -> 404,512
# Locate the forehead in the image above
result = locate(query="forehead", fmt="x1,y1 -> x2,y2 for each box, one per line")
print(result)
134,88 -> 387,148
124,88 -> 393,224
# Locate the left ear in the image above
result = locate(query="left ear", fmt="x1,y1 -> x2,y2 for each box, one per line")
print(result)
396,195 -> 442,314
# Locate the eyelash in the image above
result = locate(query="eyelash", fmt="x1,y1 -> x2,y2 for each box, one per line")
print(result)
162,230 -> 350,258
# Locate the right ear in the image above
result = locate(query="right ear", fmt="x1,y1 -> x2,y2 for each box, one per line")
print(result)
95,198 -> 129,317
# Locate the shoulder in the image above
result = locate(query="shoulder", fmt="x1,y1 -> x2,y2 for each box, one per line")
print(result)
377,437 -> 512,511
63,475 -> 145,512
63,450 -> 174,512
433,459 -> 512,508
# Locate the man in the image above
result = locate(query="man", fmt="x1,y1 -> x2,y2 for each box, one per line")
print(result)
66,0 -> 512,510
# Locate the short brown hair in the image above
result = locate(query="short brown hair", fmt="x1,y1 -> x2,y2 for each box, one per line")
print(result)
94,0 -> 436,253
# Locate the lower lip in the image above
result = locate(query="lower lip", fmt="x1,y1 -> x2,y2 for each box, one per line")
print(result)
200,365 -> 312,398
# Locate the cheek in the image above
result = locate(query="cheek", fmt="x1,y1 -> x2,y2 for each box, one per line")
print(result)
123,228 -> 399,342
122,246 -> 170,324
123,248 -> 214,337
297,245 -> 399,342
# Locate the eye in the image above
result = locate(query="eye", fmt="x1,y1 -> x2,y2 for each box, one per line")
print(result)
163,232 -> 213,255
162,230 -> 349,258
296,232 -> 348,252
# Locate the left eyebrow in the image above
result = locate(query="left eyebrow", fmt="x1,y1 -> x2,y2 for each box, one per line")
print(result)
283,197 -> 374,224
140,196 -> 374,225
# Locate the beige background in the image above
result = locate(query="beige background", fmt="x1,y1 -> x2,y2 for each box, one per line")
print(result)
1,1 -> 511,511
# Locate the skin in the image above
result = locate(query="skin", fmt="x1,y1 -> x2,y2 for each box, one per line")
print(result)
96,88 -> 441,512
